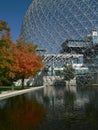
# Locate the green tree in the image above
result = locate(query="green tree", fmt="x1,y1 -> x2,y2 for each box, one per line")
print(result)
63,64 -> 75,86
0,20 -> 14,85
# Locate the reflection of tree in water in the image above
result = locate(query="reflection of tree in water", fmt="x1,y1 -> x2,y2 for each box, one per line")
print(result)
63,102 -> 98,130
63,87 -> 98,130
0,87 -> 98,130
0,95 -> 46,130
64,90 -> 76,111
42,86 -> 98,130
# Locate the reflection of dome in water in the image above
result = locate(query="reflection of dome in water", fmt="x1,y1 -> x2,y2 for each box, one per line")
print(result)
21,0 -> 98,53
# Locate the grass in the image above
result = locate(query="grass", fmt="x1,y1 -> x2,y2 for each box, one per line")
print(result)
0,86 -> 31,91
90,84 -> 98,87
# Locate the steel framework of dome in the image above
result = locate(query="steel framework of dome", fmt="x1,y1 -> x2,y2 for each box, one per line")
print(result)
21,0 -> 98,53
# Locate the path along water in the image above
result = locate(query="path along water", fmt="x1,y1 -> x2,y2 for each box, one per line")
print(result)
0,86 -> 44,100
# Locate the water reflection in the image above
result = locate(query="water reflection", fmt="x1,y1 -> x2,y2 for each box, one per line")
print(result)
0,86 -> 98,130
0,95 -> 46,130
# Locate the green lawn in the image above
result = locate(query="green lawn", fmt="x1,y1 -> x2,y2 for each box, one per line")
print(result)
0,86 -> 31,91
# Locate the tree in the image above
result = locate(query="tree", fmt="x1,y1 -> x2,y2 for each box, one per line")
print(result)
0,20 -> 10,34
0,20 -> 14,85
0,20 -> 43,87
63,64 -> 75,86
10,40 -> 43,88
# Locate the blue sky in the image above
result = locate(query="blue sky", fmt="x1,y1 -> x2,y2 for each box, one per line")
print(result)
0,0 -> 32,41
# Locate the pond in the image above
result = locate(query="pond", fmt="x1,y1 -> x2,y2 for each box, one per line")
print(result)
0,85 -> 98,130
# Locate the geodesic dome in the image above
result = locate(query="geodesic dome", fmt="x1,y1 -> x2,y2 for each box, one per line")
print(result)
21,0 -> 98,54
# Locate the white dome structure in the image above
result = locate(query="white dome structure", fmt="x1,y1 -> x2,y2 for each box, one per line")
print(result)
21,0 -> 98,53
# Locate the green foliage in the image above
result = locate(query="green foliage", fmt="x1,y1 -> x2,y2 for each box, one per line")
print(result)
0,86 -> 32,91
63,64 -> 75,81
0,20 -> 10,32
0,76 -> 11,86
0,20 -> 13,86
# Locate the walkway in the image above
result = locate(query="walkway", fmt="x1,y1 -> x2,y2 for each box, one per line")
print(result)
0,86 -> 45,100
43,54 -> 82,63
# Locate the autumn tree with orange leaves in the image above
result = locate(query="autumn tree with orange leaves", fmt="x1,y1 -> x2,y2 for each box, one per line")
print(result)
0,20 -> 43,87
10,39 -> 43,88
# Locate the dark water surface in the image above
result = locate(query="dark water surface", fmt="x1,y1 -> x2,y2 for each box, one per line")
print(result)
0,86 -> 98,130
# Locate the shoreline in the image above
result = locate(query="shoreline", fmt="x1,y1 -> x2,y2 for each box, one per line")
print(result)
0,86 -> 45,100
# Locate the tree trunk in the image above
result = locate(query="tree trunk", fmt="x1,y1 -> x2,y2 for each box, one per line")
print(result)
68,80 -> 70,87
68,80 -> 70,91
11,85 -> 14,91
21,78 -> 24,89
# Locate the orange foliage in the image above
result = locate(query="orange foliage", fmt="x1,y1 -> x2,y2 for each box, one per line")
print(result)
0,20 -> 43,85
10,42 -> 43,81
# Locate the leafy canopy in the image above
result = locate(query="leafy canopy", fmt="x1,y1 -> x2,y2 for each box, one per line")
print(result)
63,64 -> 75,81
0,20 -> 43,86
